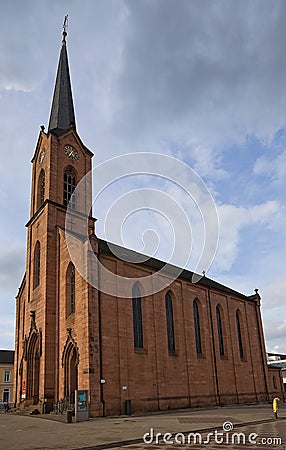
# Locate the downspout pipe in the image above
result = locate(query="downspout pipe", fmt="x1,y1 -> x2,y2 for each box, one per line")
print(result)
97,247 -> 105,416
254,293 -> 269,402
14,294 -> 20,407
207,285 -> 221,406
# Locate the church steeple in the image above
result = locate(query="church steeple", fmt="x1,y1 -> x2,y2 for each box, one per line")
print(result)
48,16 -> 76,134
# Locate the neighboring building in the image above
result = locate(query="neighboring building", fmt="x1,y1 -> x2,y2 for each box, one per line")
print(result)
13,23 -> 284,417
267,353 -> 286,392
267,352 -> 286,362
0,350 -> 14,406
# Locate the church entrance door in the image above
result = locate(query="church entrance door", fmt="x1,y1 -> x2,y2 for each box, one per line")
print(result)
64,344 -> 78,404
26,333 -> 40,404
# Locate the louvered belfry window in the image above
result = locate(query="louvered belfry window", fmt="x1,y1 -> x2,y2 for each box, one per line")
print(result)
38,170 -> 45,208
64,168 -> 76,208
34,241 -> 41,288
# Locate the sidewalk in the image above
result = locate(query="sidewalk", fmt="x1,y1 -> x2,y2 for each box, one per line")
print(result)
0,404 -> 284,450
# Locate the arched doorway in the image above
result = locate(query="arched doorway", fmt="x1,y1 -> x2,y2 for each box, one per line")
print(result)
26,332 -> 40,404
64,343 -> 78,403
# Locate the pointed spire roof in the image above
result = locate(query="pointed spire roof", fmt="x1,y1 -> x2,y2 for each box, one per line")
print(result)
48,17 -> 76,134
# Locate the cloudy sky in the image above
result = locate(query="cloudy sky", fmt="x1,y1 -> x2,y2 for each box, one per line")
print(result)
0,0 -> 286,353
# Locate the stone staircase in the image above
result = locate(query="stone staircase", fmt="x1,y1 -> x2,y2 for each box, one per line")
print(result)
14,402 -> 42,415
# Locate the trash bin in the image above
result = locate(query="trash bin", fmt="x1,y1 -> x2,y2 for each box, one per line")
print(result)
66,410 -> 73,423
125,399 -> 131,416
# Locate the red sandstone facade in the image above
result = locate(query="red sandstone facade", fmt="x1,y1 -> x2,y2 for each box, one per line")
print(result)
14,28 -> 283,417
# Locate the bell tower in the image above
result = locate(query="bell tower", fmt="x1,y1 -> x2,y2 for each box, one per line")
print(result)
29,16 -> 93,216
14,17 -> 96,412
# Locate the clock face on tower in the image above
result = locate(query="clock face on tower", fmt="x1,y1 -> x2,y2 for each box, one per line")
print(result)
64,145 -> 79,161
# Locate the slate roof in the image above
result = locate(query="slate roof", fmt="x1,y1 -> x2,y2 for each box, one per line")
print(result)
0,350 -> 14,364
98,238 -> 252,300
48,36 -> 75,134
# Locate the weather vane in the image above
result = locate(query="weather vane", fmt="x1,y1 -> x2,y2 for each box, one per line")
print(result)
62,15 -> 68,41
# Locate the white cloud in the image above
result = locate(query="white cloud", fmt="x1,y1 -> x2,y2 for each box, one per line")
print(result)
0,84 -> 32,93
254,149 -> 286,184
263,317 -> 286,353
260,276 -> 286,310
0,316 -> 15,350
214,200 -> 280,272
191,145 -> 227,181
104,0 -> 286,152
0,245 -> 25,293
264,319 -> 286,341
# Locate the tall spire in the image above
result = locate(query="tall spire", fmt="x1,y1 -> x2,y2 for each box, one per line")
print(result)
48,16 -> 76,134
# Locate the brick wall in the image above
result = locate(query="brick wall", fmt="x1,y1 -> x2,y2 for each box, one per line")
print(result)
13,127 -> 276,417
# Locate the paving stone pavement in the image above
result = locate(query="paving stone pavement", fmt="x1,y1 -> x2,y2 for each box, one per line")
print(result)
0,404 -> 285,450
107,421 -> 286,449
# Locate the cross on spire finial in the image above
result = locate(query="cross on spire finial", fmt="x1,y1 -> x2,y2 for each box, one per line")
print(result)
62,15 -> 68,42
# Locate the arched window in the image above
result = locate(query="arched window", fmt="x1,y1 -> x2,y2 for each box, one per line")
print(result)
236,310 -> 244,358
165,292 -> 175,354
38,170 -> 45,208
66,263 -> 75,315
33,242 -> 40,288
132,284 -> 143,348
193,300 -> 202,354
216,305 -> 225,356
64,168 -> 76,209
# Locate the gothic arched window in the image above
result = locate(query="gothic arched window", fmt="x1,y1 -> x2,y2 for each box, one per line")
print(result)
165,292 -> 175,354
193,299 -> 202,355
216,305 -> 225,357
66,263 -> 75,315
132,284 -> 143,348
38,170 -> 45,208
236,310 -> 244,358
64,168 -> 76,209
33,241 -> 40,289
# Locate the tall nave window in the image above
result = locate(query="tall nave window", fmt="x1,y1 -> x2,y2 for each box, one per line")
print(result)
193,299 -> 202,355
165,292 -> 175,354
236,310 -> 244,358
132,284 -> 143,348
216,305 -> 225,357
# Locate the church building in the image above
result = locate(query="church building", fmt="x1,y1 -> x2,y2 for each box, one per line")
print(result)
13,22 -> 283,417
